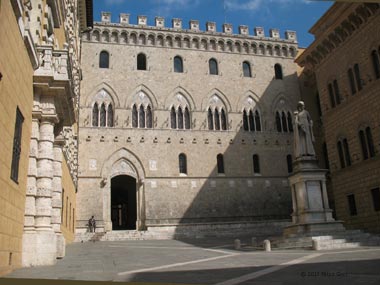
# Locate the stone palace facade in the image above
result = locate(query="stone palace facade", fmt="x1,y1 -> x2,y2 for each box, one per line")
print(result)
76,12 -> 301,237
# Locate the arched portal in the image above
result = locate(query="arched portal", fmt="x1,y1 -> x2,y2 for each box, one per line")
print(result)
111,175 -> 137,230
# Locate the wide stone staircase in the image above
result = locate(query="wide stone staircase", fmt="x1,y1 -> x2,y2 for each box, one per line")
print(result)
270,229 -> 380,250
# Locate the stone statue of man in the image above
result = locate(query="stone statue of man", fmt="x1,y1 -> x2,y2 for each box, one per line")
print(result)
294,101 -> 316,159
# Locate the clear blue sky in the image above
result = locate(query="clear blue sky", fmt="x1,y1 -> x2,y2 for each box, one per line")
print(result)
93,0 -> 333,48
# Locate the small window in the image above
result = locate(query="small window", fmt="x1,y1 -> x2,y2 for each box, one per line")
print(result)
100,103 -> 106,127
371,188 -> 380,211
333,80 -> 341,105
328,83 -> 336,108
184,107 -> 191,130
11,107 -> 24,183
359,130 -> 369,160
179,153 -> 187,174
170,107 -> 176,129
174,56 -> 183,73
275,111 -> 282,132
92,103 -> 99,126
354,64 -> 362,91
132,104 -> 138,128
107,104 -> 114,127
146,105 -> 152,128
139,105 -> 145,128
137,53 -> 147,70
99,51 -> 109,68
337,141 -> 345,169
208,108 -> 214,130
209,58 -> 218,75
286,154 -> 293,173
243,110 -> 249,131
371,50 -> 380,79
221,109 -> 227,131
366,127 -> 375,158
217,154 -> 224,174
253,154 -> 260,174
343,138 -> 351,166
287,112 -> 293,132
243,61 -> 251,77
274,64 -> 283,79
348,68 -> 356,95
347,194 -> 357,216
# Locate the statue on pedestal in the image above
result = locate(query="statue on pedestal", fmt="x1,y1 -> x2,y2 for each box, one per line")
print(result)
293,101 -> 316,159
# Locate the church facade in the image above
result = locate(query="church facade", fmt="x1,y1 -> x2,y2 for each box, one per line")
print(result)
76,12 -> 301,237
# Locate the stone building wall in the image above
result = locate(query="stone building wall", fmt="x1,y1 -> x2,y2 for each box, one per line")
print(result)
297,3 -> 380,233
77,14 -> 301,234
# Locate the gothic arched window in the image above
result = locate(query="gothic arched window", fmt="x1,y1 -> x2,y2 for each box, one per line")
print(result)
146,105 -> 152,128
208,108 -> 214,130
248,110 -> 254,132
214,109 -> 220,130
179,153 -> 187,174
337,138 -> 351,168
359,127 -> 375,160
139,105 -> 145,128
132,104 -> 138,128
137,53 -> 147,70
174,56 -> 183,73
184,107 -> 190,130
170,107 -> 176,129
276,111 -> 282,132
209,58 -> 218,75
217,154 -> 224,174
92,103 -> 99,126
253,154 -> 260,174
243,110 -> 249,131
255,110 -> 261,131
99,51 -> 109,68
371,49 -> 380,79
221,109 -> 227,130
243,61 -> 252,77
107,104 -> 114,127
100,103 -> 106,127
274,63 -> 283,79
287,112 -> 293,132
177,107 -> 184,129
281,111 -> 288,132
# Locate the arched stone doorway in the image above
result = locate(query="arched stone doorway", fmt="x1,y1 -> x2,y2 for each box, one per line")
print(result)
111,175 -> 137,230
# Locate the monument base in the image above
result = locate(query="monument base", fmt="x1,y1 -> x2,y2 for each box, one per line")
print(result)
283,220 -> 345,238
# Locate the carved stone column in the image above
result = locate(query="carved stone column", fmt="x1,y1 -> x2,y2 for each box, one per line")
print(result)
52,137 -> 65,258
22,117 -> 39,266
137,179 -> 146,231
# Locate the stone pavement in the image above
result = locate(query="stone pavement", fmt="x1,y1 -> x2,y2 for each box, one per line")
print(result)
3,237 -> 380,285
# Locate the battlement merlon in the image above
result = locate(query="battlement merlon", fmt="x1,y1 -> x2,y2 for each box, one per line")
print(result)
98,12 -> 297,43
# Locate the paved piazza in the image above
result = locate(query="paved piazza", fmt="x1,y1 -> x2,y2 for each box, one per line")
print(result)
3,238 -> 380,285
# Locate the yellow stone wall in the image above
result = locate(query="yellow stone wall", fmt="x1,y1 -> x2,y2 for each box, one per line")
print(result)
0,1 -> 33,276
61,156 -> 77,243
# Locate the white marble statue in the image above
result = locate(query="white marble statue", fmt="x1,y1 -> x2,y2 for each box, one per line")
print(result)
294,101 -> 316,158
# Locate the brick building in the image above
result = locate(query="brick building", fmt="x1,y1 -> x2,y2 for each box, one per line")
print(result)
297,2 -> 380,233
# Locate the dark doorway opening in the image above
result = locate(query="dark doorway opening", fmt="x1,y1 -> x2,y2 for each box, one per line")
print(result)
111,175 -> 137,230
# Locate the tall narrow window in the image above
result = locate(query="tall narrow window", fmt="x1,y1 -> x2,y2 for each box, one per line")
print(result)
274,64 -> 283,79
276,111 -> 282,132
92,103 -> 99,127
146,105 -> 152,128
139,105 -> 145,128
137,53 -> 147,70
343,138 -> 351,166
255,111 -> 261,131
100,103 -> 106,127
347,194 -> 357,216
99,51 -> 109,68
366,127 -> 375,158
243,61 -> 251,77
65,197 -> 68,227
132,104 -> 138,128
208,108 -> 214,130
281,112 -> 288,132
61,189 -> 65,223
107,104 -> 114,127
348,68 -> 356,95
248,110 -> 254,132
253,154 -> 260,174
354,64 -> 362,91
217,154 -> 224,174
170,107 -> 176,129
371,50 -> 380,79
371,188 -> 380,212
337,141 -> 345,169
221,109 -> 227,130
328,83 -> 336,108
243,110 -> 249,131
174,56 -> 183,73
179,153 -> 187,174
286,154 -> 293,173
184,107 -> 190,130
209,58 -> 218,75
333,80 -> 341,105
214,109 -> 220,130
11,108 -> 24,182
177,107 -> 184,129
359,130 -> 369,160
287,112 -> 293,132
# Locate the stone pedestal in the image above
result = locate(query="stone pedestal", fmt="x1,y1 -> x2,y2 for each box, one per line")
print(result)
284,158 -> 344,237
